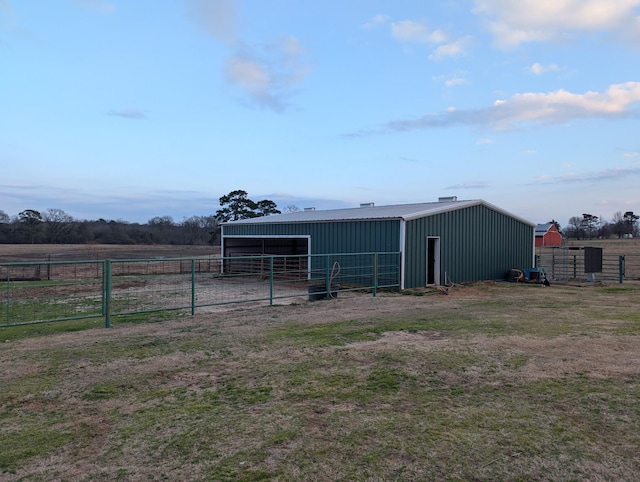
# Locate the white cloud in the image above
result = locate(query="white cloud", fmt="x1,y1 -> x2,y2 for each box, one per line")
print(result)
187,1 -> 309,112
624,151 -> 639,158
224,37 -> 310,112
433,73 -> 469,87
429,36 -> 472,60
491,82 -> 640,126
473,0 -> 640,47
362,14 -> 389,29
347,81 -> 640,136
387,19 -> 470,59
282,35 -> 303,56
188,0 -> 238,46
445,76 -> 467,87
391,20 -> 445,43
226,56 -> 271,96
529,62 -> 563,75
534,167 -> 640,184
476,138 -> 493,144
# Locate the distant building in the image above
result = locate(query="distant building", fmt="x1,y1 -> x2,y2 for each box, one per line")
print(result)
535,223 -> 563,247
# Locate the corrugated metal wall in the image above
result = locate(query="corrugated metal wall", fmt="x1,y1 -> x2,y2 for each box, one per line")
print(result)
223,220 -> 401,254
404,205 -> 534,286
223,204 -> 533,289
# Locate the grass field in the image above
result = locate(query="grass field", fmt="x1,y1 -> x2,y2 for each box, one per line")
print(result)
2,279 -> 640,480
562,237 -> 640,254
0,244 -> 219,263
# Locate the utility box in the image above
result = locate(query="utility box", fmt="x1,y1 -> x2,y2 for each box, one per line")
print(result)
584,247 -> 603,274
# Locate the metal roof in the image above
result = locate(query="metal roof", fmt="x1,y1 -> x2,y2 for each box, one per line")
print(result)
535,223 -> 553,234
224,199 -> 536,226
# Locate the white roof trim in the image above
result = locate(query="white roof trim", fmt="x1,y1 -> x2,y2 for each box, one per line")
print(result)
400,200 -> 480,221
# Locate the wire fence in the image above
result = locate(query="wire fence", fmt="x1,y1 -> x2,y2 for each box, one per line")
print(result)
0,252 -> 401,328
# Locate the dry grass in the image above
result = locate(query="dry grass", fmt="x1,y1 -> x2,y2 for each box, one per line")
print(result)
2,280 -> 640,480
563,237 -> 640,254
0,244 -> 218,263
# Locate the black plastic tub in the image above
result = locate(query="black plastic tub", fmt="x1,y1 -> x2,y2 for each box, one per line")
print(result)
308,283 -> 340,301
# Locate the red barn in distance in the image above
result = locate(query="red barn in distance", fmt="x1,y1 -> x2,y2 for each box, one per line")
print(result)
535,223 -> 563,247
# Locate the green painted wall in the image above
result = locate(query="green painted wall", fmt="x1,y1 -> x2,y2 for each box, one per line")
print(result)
404,204 -> 534,286
223,220 -> 401,254
223,204 -> 534,288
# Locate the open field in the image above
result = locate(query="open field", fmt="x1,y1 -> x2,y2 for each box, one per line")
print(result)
2,280 -> 640,480
0,244 -> 219,263
562,237 -> 640,254
536,238 -> 640,281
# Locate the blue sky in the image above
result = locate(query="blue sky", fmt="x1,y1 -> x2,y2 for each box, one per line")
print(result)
2,0 -> 639,227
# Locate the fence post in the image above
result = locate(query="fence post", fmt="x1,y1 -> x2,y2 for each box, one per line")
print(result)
269,256 -> 274,306
104,260 -> 112,328
101,264 -> 106,316
619,255 -> 625,284
373,253 -> 378,297
573,255 -> 577,279
4,265 -> 9,325
325,255 -> 331,298
191,259 -> 196,315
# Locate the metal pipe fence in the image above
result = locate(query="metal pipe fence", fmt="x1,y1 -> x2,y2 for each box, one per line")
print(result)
536,251 -> 627,284
0,252 -> 401,328
621,254 -> 640,280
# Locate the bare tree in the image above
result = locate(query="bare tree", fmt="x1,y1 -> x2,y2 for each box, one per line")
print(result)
180,216 -> 205,244
148,216 -> 175,228
598,221 -> 612,239
202,215 -> 219,245
566,216 -> 584,239
283,205 -> 301,213
43,208 -> 76,243
611,212 -> 626,238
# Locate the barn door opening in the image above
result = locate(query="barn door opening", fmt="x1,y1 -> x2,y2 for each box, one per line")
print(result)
426,237 -> 440,286
222,236 -> 311,280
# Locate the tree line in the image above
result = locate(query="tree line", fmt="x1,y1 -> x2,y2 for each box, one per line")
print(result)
5,191 -> 637,244
561,211 -> 639,240
0,190 -> 285,245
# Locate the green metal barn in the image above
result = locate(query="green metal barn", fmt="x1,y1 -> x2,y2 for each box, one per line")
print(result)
220,197 -> 535,289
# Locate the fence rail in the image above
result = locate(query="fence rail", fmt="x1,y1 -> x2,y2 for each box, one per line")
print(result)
536,251 -> 628,283
1,252 -> 401,328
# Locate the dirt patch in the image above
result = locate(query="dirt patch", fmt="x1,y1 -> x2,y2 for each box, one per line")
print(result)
4,281 -> 640,481
481,334 -> 640,379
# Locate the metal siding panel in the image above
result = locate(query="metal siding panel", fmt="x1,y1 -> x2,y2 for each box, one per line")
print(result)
402,204 -> 533,288
225,219 -> 400,256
